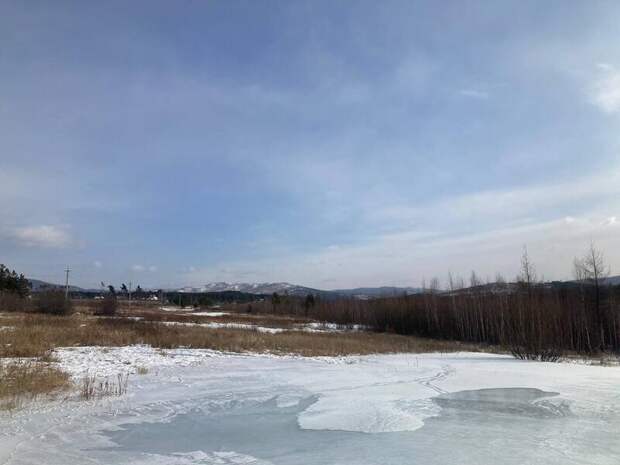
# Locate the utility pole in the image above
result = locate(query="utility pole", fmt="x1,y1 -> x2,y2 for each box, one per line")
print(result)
64,266 -> 71,301
128,281 -> 133,307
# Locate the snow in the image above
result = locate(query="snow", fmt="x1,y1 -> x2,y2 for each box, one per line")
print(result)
159,321 -> 287,334
159,306 -> 188,312
188,311 -> 229,317
155,320 -> 359,334
302,322 -> 367,332
2,349 -> 620,464
52,345 -> 230,379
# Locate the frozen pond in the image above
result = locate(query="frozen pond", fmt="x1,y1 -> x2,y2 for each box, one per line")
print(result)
2,350 -> 620,464
101,388 -> 616,465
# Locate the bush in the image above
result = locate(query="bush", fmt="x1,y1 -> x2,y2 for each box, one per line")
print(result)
0,292 -> 32,312
95,295 -> 118,316
35,290 -> 72,315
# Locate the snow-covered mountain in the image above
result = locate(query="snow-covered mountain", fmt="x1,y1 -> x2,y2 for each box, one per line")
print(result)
178,282 -> 425,299
178,282 -> 323,296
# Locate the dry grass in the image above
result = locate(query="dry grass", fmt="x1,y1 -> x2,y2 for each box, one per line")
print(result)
0,361 -> 71,410
0,310 -> 495,410
80,373 -> 129,400
136,366 -> 149,375
123,308 -> 313,328
0,312 -> 493,359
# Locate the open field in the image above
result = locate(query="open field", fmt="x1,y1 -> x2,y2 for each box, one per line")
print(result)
0,311 -> 489,359
0,305 -> 492,410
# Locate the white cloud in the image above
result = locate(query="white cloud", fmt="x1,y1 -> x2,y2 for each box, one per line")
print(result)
9,225 -> 72,248
591,67 -> 620,113
458,89 -> 489,99
93,260 -> 103,268
132,264 -> 157,272
184,212 -> 620,289
365,168 -> 620,229
179,163 -> 620,289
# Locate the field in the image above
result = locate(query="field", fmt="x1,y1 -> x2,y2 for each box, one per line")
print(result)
0,301 -> 489,410
1,300 -> 619,464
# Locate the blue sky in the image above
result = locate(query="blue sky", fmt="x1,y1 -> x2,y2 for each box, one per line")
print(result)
1,1 -> 619,289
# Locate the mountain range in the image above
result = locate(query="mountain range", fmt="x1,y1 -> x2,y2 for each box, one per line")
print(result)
28,277 -> 620,299
28,278 -> 423,299
177,282 -> 424,298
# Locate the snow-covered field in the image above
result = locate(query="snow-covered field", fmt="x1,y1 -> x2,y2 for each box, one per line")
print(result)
2,348 -> 620,464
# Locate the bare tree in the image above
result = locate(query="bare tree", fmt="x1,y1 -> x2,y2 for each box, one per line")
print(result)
518,246 -> 537,292
574,242 -> 609,286
574,242 -> 610,349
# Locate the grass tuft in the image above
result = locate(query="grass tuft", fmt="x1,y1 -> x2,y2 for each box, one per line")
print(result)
0,361 -> 71,410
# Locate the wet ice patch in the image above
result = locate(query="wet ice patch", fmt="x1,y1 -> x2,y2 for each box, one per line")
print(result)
433,388 -> 571,419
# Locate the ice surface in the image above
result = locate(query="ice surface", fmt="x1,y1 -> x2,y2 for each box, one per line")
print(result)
2,350 -> 620,464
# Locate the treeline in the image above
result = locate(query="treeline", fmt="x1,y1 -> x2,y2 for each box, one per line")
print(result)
251,245 -> 620,359
166,291 -> 265,307
0,265 -> 30,297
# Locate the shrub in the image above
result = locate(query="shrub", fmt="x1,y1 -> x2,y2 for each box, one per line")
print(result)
35,290 -> 73,315
95,295 -> 118,316
0,292 -> 31,312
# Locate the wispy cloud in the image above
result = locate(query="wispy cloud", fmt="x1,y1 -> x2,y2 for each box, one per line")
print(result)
132,264 -> 158,273
458,89 -> 489,99
2,2 -> 620,288
7,225 -> 72,248
590,65 -> 620,113
185,212 -> 620,289
184,165 -> 620,288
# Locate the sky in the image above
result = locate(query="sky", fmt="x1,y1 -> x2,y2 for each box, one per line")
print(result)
1,0 -> 620,290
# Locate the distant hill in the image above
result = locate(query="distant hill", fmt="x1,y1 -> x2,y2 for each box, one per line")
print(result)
178,282 -> 423,299
331,286 -> 423,299
602,275 -> 620,286
29,276 -> 619,299
28,278 -> 84,293
178,282 -> 328,297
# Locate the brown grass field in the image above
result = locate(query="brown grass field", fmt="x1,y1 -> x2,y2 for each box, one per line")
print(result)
0,311 -> 487,359
0,302 -> 492,409
0,361 -> 70,410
